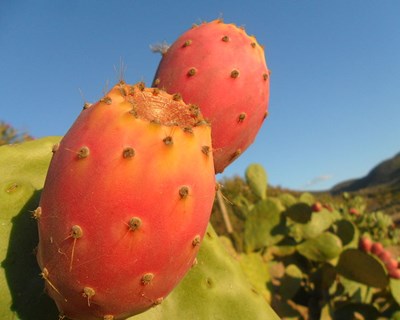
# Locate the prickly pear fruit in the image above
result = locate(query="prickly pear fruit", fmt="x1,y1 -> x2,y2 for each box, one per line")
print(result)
36,82 -> 216,320
358,236 -> 372,253
377,249 -> 392,264
153,19 -> 270,173
349,208 -> 360,216
389,267 -> 400,279
386,257 -> 399,273
371,242 -> 384,256
311,202 -> 323,212
375,249 -> 400,279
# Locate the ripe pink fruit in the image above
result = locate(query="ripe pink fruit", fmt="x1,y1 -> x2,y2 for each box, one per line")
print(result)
358,237 -> 372,253
349,208 -> 360,216
311,202 -> 323,212
370,242 -> 384,256
389,268 -> 400,279
386,257 -> 399,272
36,82 -> 216,320
153,19 -> 270,173
377,249 -> 392,264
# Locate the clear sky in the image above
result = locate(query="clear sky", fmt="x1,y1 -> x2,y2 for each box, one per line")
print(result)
1,1 -> 400,191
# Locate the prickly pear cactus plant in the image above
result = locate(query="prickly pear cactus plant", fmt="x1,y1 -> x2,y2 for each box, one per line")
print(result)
245,163 -> 267,200
153,19 -> 270,173
212,163 -> 400,319
244,199 -> 286,252
132,225 -> 279,320
0,137 -> 61,320
36,82 -> 217,319
0,137 -> 279,320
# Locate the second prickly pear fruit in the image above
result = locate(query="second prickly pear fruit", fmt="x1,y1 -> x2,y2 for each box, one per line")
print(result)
153,19 -> 270,173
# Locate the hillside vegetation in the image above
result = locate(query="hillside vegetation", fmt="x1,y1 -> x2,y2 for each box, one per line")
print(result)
210,164 -> 400,319
331,152 -> 400,221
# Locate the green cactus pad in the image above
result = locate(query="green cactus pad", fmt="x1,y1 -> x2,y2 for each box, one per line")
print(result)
0,137 -> 61,319
296,232 -> 343,262
284,203 -> 312,223
244,199 -> 286,252
277,193 -> 297,208
268,197 -> 286,212
132,225 -> 279,320
390,278 -> 400,305
245,163 -> 267,200
339,276 -> 369,301
298,192 -> 315,205
310,263 -> 337,291
238,253 -> 271,303
334,219 -> 359,248
231,194 -> 253,220
278,264 -> 303,300
269,244 -> 297,257
336,249 -> 389,288
289,209 -> 338,240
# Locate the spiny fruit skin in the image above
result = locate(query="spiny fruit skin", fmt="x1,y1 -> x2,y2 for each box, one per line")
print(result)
36,82 -> 216,320
153,19 -> 270,173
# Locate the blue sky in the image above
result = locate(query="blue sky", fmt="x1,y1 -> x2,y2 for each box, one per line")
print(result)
1,1 -> 400,191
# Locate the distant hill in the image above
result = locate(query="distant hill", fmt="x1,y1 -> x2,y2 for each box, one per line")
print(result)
330,152 -> 400,221
331,152 -> 400,194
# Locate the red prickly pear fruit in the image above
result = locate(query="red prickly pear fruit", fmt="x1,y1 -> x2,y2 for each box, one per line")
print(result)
371,242 -> 384,256
358,237 -> 373,253
377,249 -> 392,264
36,82 -> 216,320
153,19 -> 270,173
386,257 -> 399,272
311,202 -> 323,212
389,268 -> 400,279
349,208 -> 360,216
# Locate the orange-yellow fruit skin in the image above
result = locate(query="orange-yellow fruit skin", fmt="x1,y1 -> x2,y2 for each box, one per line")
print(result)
37,83 -> 216,320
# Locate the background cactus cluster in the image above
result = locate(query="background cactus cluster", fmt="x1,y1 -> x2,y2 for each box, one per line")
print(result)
211,163 -> 400,320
